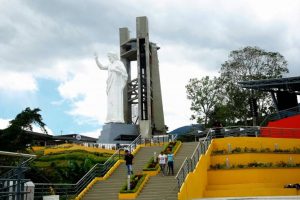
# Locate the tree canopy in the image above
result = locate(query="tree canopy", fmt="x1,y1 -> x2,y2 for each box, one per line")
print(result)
186,46 -> 289,127
186,76 -> 223,126
0,107 -> 47,152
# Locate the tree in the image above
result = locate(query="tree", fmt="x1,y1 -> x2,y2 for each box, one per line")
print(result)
0,107 -> 47,151
220,46 -> 289,124
186,76 -> 223,127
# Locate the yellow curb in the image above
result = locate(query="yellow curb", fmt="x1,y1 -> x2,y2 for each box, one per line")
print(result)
75,160 -> 124,199
173,141 -> 182,156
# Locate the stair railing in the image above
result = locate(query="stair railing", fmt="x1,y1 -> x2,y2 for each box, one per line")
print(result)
1,151 -> 36,180
175,129 -> 213,189
34,134 -> 142,199
0,151 -> 36,200
175,126 -> 260,190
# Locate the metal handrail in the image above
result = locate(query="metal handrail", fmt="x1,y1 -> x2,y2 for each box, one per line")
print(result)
34,134 -> 179,198
0,151 -> 36,158
175,157 -> 188,180
175,128 -> 214,189
191,142 -> 201,158
0,151 -> 36,181
34,134 -> 142,199
0,151 -> 36,200
175,126 -> 261,190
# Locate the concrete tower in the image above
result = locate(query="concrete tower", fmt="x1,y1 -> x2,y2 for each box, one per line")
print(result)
119,16 -> 165,138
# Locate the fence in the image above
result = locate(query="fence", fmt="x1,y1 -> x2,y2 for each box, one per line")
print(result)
34,134 -> 142,199
175,126 -> 260,190
34,134 -> 176,199
0,151 -> 36,200
175,129 -> 213,189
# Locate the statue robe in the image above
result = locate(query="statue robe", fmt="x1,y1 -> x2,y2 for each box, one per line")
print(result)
106,60 -> 128,123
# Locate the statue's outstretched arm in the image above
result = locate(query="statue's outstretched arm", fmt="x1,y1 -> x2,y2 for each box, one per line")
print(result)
95,54 -> 108,70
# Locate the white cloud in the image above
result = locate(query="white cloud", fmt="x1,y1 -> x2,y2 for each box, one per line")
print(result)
0,70 -> 37,92
0,118 -> 54,135
0,118 -> 10,129
1,0 -> 300,134
78,129 -> 101,139
57,58 -> 107,125
31,124 -> 54,136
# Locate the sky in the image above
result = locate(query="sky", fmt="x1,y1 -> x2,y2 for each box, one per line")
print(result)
1,0 -> 300,138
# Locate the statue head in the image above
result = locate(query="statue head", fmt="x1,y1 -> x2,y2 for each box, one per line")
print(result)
107,52 -> 118,63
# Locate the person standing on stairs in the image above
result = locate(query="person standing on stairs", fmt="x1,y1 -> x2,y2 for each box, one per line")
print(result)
124,150 -> 134,175
158,151 -> 167,176
167,150 -> 174,175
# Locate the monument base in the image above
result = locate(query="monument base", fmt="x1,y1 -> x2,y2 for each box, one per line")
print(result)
98,123 -> 139,144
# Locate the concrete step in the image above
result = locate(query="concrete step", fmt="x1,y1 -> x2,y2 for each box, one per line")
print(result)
82,145 -> 164,200
136,142 -> 199,200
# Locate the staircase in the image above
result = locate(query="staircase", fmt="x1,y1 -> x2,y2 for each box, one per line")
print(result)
204,137 -> 300,198
178,137 -> 300,199
82,146 -> 162,200
136,142 -> 199,200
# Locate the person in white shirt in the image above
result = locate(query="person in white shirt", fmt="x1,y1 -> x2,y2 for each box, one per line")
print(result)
158,151 -> 167,176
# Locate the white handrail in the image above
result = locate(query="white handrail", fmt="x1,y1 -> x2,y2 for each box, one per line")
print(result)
0,151 -> 36,158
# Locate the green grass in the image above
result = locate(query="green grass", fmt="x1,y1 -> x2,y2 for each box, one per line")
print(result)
36,151 -> 110,163
28,150 -> 112,183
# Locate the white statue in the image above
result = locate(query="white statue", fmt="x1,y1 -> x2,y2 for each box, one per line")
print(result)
95,52 -> 128,123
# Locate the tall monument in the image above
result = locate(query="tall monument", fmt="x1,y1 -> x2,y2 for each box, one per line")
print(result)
97,16 -> 165,144
120,16 -> 165,138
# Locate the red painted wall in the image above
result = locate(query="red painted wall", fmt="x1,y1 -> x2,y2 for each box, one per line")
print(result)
261,115 -> 300,138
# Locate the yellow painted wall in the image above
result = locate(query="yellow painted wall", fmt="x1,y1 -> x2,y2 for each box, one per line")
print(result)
178,143 -> 213,200
208,168 -> 300,185
212,137 -> 300,152
211,153 -> 300,165
178,137 -> 300,200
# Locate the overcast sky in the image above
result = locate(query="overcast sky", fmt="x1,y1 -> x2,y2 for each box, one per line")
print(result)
0,0 -> 300,138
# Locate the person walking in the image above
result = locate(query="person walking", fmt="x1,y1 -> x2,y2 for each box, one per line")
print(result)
158,151 -> 167,176
124,150 -> 134,175
167,151 -> 174,175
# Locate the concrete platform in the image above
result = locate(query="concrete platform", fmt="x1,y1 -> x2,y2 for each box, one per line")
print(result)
98,123 -> 138,144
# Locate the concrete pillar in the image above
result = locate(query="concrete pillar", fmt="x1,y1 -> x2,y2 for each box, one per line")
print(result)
137,16 -> 152,138
150,44 -> 165,133
119,28 -> 131,123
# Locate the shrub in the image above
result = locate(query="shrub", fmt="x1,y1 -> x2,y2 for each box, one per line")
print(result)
232,147 -> 242,153
210,163 -> 227,170
143,141 -> 180,171
162,141 -> 180,154
237,164 -> 244,168
120,174 -> 146,193
143,157 -> 159,171
276,161 -> 288,167
212,149 -> 226,155
260,148 -> 271,153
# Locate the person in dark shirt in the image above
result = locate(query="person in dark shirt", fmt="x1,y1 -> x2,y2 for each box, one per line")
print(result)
124,150 -> 134,175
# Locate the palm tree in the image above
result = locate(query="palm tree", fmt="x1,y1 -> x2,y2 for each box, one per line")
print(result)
0,107 -> 47,151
